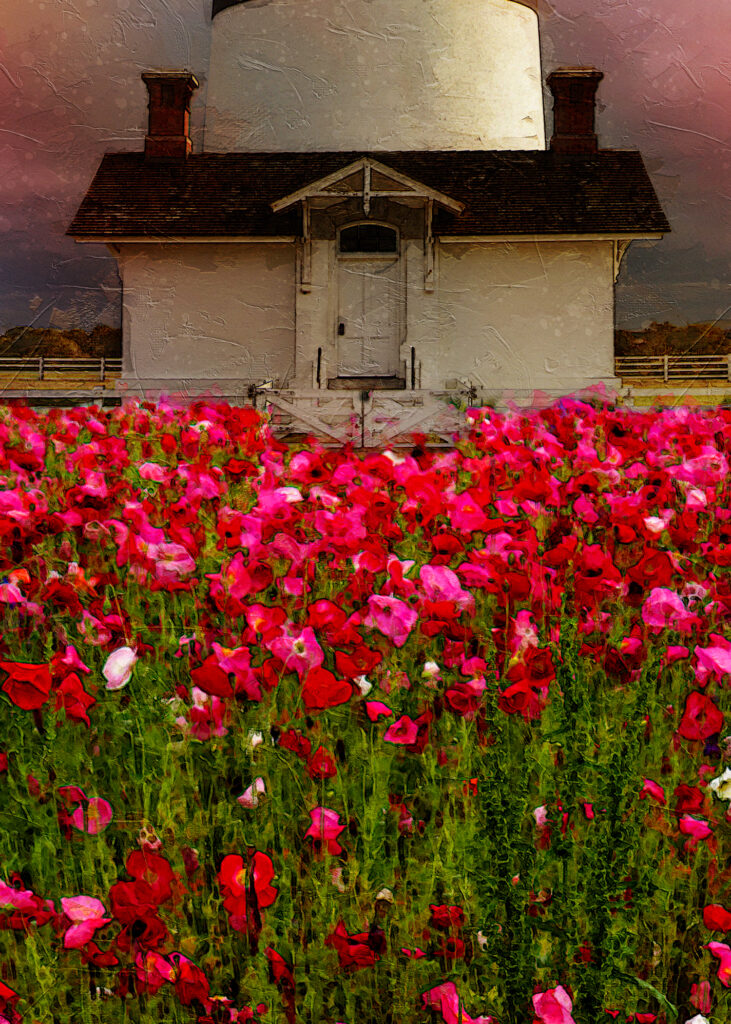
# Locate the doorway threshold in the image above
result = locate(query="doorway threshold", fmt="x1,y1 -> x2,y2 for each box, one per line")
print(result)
327,376 -> 406,390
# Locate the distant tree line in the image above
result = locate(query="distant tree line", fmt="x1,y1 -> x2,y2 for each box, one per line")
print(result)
615,321 -> 731,357
0,325 -> 121,360
1,321 -> 729,361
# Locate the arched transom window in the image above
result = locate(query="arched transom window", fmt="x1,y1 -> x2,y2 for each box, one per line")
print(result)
338,224 -> 398,254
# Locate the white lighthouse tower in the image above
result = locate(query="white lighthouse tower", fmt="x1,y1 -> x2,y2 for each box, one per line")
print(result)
204,0 -> 546,152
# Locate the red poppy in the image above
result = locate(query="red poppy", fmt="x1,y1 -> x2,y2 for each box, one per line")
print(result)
497,680 -> 545,721
429,904 -> 465,931
405,708 -> 433,755
169,954 -> 211,1007
673,784 -> 706,816
108,879 -> 161,925
278,728 -> 312,759
625,549 -> 676,591
677,691 -> 724,741
219,852 -> 278,903
0,660 -> 52,710
430,532 -> 465,565
434,936 -> 465,959
191,655 -> 234,698
116,914 -> 169,953
54,673 -> 96,726
300,667 -> 352,711
334,645 -> 382,679
324,919 -> 380,970
125,850 -> 176,903
79,941 -> 120,967
0,980 -> 21,1024
304,600 -> 348,640
265,946 -> 295,988
306,745 -> 338,780
703,904 -> 731,931
444,683 -> 483,717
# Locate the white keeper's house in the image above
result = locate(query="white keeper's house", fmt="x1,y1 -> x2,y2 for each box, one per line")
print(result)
68,0 -> 669,445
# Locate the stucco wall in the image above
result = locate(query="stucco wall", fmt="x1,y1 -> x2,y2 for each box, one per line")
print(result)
205,0 -> 545,152
118,243 -> 296,385
115,237 -> 619,400
422,240 -> 617,392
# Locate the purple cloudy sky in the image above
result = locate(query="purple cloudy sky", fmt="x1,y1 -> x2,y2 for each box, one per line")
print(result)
0,0 -> 729,333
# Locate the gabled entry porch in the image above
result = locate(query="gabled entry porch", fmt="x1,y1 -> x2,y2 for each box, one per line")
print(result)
270,157 -> 463,394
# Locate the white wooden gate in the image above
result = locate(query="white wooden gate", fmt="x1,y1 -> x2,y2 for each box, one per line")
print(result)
260,389 -> 467,447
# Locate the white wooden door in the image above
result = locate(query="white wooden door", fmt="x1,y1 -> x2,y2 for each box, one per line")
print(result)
337,257 -> 402,376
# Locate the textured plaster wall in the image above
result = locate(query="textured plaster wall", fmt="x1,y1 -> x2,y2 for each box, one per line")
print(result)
119,243 -> 296,383
428,240 -> 616,391
118,237 -> 617,396
204,0 -> 545,152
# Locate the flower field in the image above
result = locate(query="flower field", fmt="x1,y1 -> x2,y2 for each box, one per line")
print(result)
1,394 -> 730,1024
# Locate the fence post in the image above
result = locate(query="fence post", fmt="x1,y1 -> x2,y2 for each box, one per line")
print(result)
100,357 -> 106,383
38,356 -> 44,381
663,355 -> 668,382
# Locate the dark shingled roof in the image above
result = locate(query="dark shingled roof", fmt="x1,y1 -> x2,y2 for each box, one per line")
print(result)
67,150 -> 670,240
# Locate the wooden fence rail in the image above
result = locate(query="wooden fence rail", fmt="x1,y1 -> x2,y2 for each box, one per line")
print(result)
1,354 -> 730,391
615,354 -> 731,382
0,357 -> 122,382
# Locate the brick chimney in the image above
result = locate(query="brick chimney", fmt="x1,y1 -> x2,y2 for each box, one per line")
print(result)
547,68 -> 604,154
142,72 -> 199,159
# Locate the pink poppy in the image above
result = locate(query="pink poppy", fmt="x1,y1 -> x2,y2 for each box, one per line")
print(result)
365,701 -> 394,722
245,603 -> 286,640
61,895 -> 111,948
639,779 -> 666,805
267,626 -> 324,681
363,596 -> 418,648
383,715 -> 419,746
421,981 -> 495,1024
678,815 -> 713,842
70,797 -> 113,835
134,950 -> 176,994
704,941 -> 731,987
695,642 -> 731,686
690,979 -> 712,1014
238,778 -> 266,809
447,491 -> 490,533
532,984 -> 577,1024
102,646 -> 138,691
641,588 -> 698,633
211,643 -> 262,701
0,881 -> 39,912
419,564 -> 474,613
304,807 -> 346,855
146,541 -> 196,583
